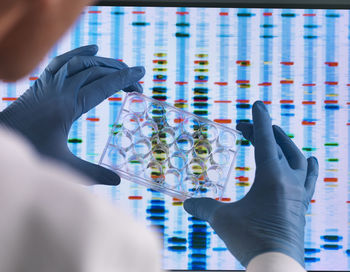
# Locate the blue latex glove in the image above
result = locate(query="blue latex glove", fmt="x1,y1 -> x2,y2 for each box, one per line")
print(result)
184,101 -> 319,267
0,45 -> 145,185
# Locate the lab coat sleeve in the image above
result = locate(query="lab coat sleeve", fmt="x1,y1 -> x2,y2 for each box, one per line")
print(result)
0,128 -> 163,272
246,252 -> 306,272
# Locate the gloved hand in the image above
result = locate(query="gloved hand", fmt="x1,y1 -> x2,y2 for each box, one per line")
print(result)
0,45 -> 145,185
184,101 -> 319,267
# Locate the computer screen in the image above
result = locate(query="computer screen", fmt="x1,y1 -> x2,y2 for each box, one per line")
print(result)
1,5 -> 350,271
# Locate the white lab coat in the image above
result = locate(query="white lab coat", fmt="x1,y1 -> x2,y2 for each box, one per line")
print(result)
0,127 -> 306,272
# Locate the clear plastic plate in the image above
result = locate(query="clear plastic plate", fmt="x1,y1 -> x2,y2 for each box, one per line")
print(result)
99,92 -> 242,200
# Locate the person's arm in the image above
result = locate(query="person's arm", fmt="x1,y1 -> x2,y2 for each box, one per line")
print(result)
0,45 -> 145,185
184,101 -> 318,269
0,127 -> 162,272
247,253 -> 306,272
